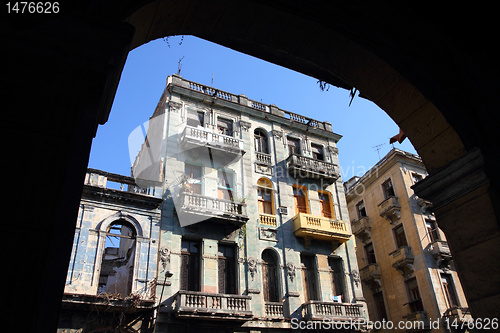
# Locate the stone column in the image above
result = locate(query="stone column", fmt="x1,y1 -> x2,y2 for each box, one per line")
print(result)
413,148 -> 500,320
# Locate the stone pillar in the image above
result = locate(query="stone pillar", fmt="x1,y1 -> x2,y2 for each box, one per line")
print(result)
3,14 -> 134,332
412,148 -> 500,320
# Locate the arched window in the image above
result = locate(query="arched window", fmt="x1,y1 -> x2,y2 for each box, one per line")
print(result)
98,221 -> 136,296
262,249 -> 280,302
254,129 -> 269,154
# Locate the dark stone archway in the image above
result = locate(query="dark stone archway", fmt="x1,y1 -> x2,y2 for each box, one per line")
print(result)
3,1 -> 498,331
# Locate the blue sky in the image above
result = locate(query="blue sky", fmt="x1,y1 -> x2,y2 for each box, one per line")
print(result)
88,36 -> 417,181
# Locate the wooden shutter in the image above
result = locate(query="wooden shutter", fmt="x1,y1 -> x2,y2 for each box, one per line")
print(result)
180,253 -> 189,291
301,255 -> 318,301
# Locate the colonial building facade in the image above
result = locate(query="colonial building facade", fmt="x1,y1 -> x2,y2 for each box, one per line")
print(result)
344,149 -> 470,333
58,75 -> 368,332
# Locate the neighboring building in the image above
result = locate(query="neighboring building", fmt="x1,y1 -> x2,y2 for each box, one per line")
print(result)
344,149 -> 470,333
58,75 -> 368,332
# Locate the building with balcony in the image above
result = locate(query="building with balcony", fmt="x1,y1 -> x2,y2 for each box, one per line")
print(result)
345,149 -> 469,332
58,75 -> 367,332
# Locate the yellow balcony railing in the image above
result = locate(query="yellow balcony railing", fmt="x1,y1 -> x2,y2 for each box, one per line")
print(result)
292,213 -> 351,243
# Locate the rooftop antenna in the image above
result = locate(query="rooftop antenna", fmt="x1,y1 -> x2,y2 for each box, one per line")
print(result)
211,72 -> 214,87
373,143 -> 386,160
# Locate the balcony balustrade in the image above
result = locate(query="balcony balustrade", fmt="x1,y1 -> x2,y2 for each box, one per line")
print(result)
286,154 -> 339,183
181,125 -> 245,161
430,240 -> 452,267
302,301 -> 365,322
402,311 -> 430,331
265,302 -> 284,319
351,216 -> 371,243
259,213 -> 277,227
360,263 -> 382,290
389,246 -> 414,277
378,196 -> 401,223
178,192 -> 249,225
293,213 -> 351,244
255,152 -> 272,166
175,291 -> 252,320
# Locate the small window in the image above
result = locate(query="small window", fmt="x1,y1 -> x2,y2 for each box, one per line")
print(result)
185,164 -> 202,194
311,143 -> 324,161
441,273 -> 459,307
254,129 -> 269,154
394,224 -> 408,248
218,243 -> 237,294
356,201 -> 367,218
262,250 -> 280,302
405,278 -> 424,313
217,117 -> 233,136
426,219 -> 440,242
180,239 -> 201,291
373,292 -> 388,320
257,178 -> 274,215
328,257 -> 345,300
382,179 -> 395,199
365,243 -> 376,264
293,186 -> 308,214
319,191 -> 333,218
187,109 -> 204,127
217,170 -> 234,200
98,222 -> 136,296
300,254 -> 318,301
287,137 -> 300,156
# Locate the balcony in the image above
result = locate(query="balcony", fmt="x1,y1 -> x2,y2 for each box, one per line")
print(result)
351,216 -> 371,243
178,192 -> 249,226
402,311 -> 430,331
286,154 -> 339,184
443,307 -> 472,328
175,291 -> 252,320
378,196 -> 401,223
302,301 -> 365,322
293,213 -> 351,244
259,213 -> 277,227
389,246 -> 414,277
181,125 -> 245,162
265,302 -> 284,319
430,240 -> 452,267
255,152 -> 272,166
360,264 -> 382,290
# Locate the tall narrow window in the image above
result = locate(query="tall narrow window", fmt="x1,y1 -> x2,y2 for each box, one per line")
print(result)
217,117 -> 233,136
254,129 -> 269,154
293,186 -> 308,214
311,143 -> 324,160
356,201 -> 367,218
262,250 -> 280,302
218,244 -> 236,294
328,257 -> 345,300
187,109 -> 204,127
426,219 -> 440,242
180,239 -> 201,291
373,292 -> 388,320
300,254 -> 318,301
185,164 -> 202,194
98,221 -> 136,296
365,243 -> 377,264
257,178 -> 274,215
319,191 -> 333,218
405,278 -> 424,313
287,137 -> 300,156
382,179 -> 395,199
394,224 -> 408,248
441,273 -> 459,307
217,170 -> 234,201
